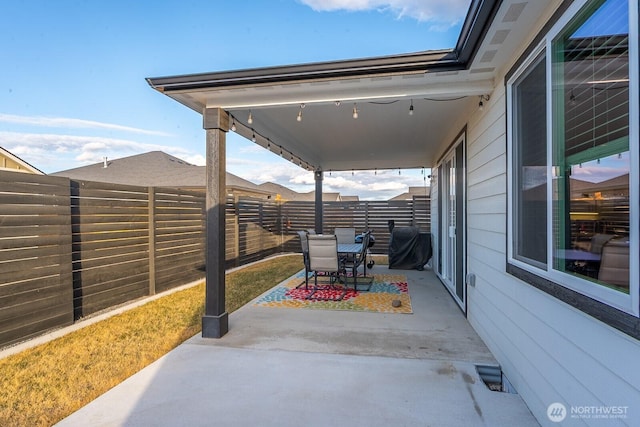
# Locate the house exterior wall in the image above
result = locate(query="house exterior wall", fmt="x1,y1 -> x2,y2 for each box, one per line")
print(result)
0,150 -> 42,174
432,2 -> 640,425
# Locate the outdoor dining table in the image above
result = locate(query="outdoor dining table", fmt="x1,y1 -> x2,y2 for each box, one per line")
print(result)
337,242 -> 373,288
337,243 -> 363,255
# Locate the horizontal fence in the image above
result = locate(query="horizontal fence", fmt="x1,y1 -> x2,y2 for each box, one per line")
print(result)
0,173 -> 73,348
0,171 -> 207,348
0,170 -> 430,348
280,198 -> 431,254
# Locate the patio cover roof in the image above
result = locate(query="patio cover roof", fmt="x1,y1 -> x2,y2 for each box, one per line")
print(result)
146,0 -> 555,172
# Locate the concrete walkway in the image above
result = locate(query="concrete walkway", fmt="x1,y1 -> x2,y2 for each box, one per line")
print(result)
56,267 -> 539,427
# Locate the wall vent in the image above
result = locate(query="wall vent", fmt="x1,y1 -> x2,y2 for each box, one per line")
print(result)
475,364 -> 517,393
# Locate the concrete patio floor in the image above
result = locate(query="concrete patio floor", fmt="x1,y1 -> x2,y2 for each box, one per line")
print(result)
56,266 -> 539,427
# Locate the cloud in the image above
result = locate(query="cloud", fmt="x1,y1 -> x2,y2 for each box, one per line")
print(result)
370,180 -> 406,191
325,175 -> 368,190
0,113 -> 171,137
572,165 -> 628,183
297,0 -> 469,26
181,154 -> 206,166
0,131 -> 197,172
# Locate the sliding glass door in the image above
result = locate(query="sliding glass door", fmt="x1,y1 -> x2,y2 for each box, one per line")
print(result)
437,135 -> 466,310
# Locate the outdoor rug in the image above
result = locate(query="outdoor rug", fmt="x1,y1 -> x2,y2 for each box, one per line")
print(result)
253,270 -> 412,313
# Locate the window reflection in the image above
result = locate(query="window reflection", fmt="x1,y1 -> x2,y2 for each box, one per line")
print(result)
553,0 -> 630,293
562,154 -> 630,292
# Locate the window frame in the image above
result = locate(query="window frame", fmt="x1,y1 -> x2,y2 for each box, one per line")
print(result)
506,0 -> 639,322
507,43 -> 548,270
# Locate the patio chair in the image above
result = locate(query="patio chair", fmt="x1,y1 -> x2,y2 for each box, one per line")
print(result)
297,230 -> 311,289
306,234 -> 347,301
335,227 -> 357,265
598,238 -> 629,288
334,227 -> 356,244
343,230 -> 373,292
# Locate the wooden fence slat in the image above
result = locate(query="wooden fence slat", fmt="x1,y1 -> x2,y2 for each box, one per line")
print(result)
70,180 -> 148,192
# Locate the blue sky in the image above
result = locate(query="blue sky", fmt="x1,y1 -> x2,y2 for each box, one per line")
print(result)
1,0 -> 470,199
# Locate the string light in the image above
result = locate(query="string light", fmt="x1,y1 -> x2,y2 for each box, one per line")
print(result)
248,111 -> 253,124
409,100 -> 414,116
233,117 -> 317,171
352,103 -> 358,119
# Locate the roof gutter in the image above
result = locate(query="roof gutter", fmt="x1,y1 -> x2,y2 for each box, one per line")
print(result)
147,50 -> 459,92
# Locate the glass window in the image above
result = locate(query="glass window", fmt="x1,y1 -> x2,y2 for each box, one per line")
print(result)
508,0 -> 636,313
512,52 -> 547,268
552,0 -> 630,294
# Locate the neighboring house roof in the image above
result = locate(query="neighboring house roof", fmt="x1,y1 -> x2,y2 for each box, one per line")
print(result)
51,151 -> 269,195
389,186 -> 430,201
571,174 -> 630,196
594,174 -> 630,192
258,182 -> 356,202
258,182 -> 303,201
0,146 -> 44,175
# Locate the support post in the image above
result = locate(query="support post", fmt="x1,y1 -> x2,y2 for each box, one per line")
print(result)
314,170 -> 323,234
202,108 -> 229,338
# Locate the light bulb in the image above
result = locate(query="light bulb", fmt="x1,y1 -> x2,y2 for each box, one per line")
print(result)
248,111 -> 253,124
231,121 -> 236,132
352,104 -> 358,119
409,101 -> 414,116
297,109 -> 302,122
252,133 -> 256,143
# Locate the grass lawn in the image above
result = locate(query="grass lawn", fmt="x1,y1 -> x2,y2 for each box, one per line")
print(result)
0,254 -> 303,427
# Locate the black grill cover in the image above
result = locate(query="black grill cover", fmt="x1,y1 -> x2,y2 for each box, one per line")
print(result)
388,226 -> 432,270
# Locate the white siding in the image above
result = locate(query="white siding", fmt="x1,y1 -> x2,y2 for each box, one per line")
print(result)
461,47 -> 640,427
